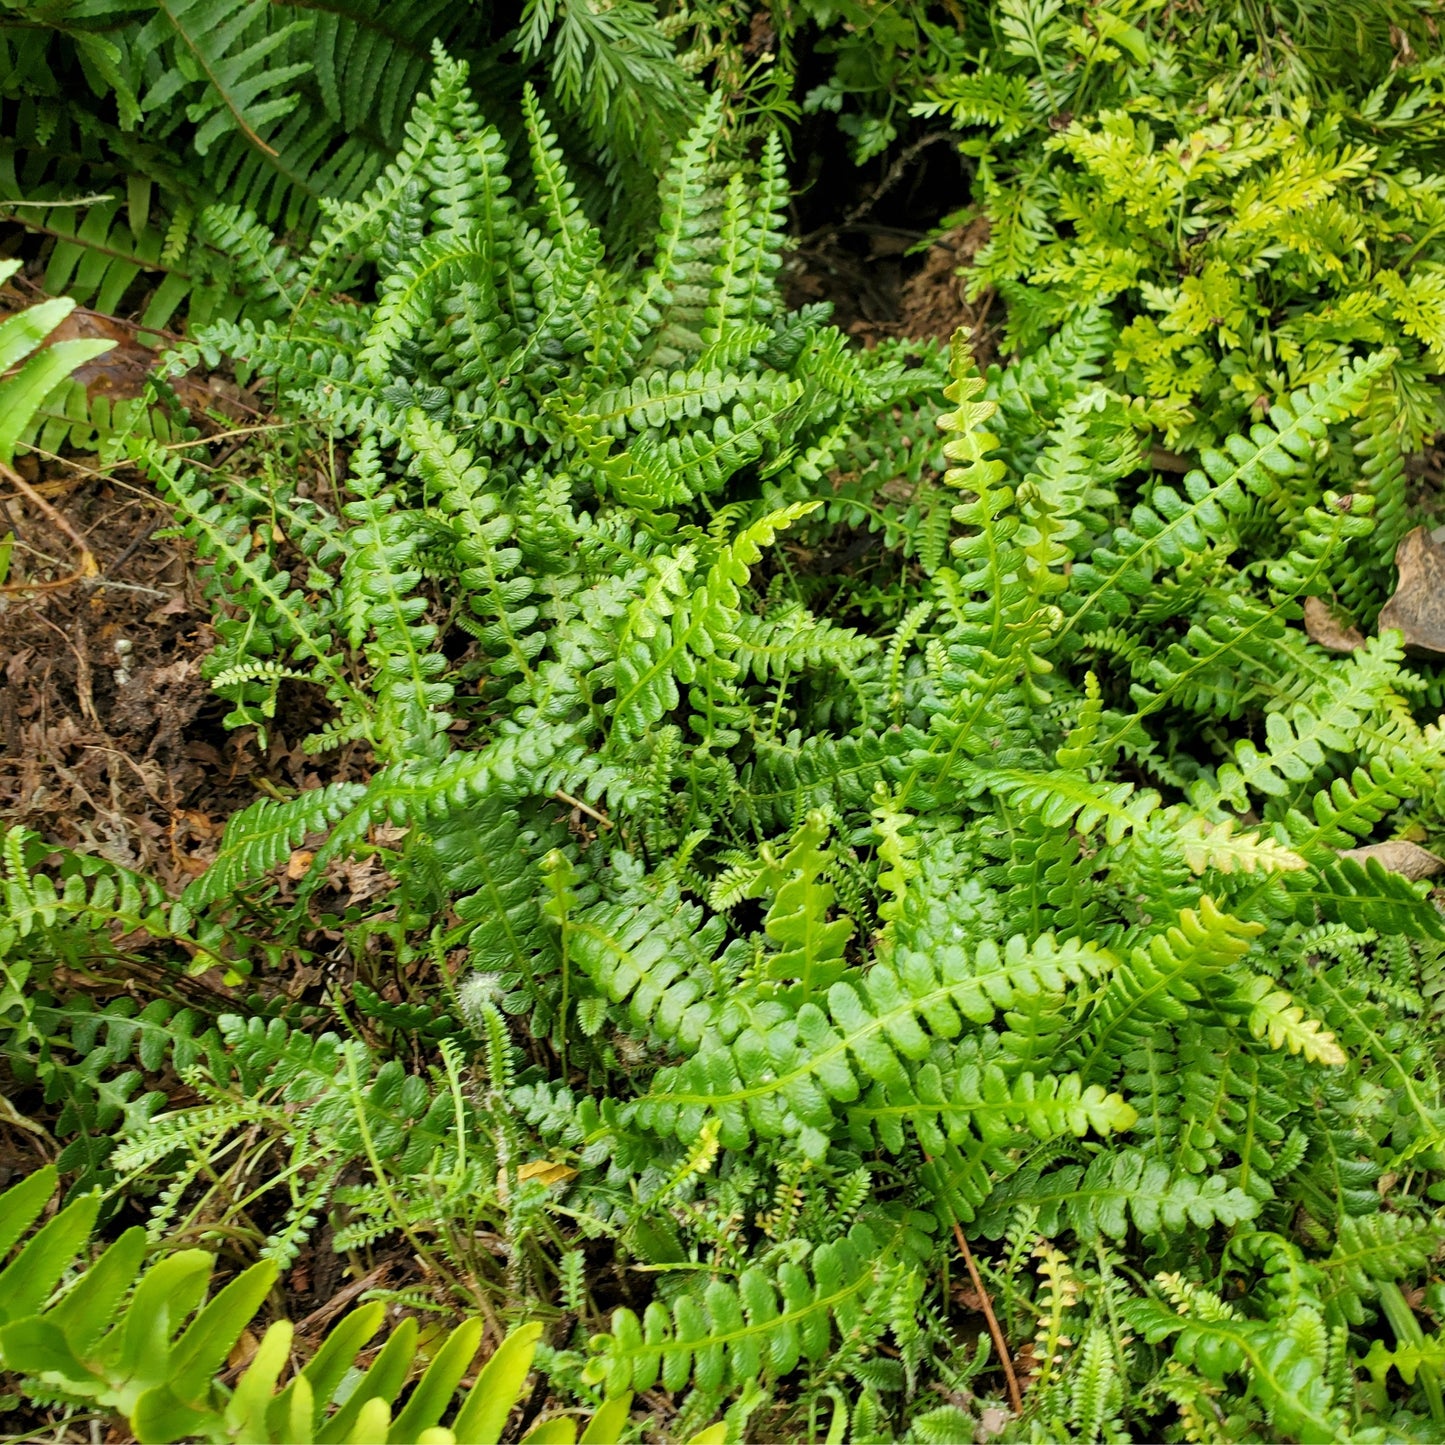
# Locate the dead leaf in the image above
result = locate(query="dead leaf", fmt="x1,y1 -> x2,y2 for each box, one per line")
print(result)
498,1157 -> 579,1201
326,853 -> 395,906
951,1281 -> 988,1312
1012,1341 -> 1042,1389
977,1406 -> 1013,1440
1304,596 -> 1364,652
227,1327 -> 259,1371
1379,527 -> 1445,657
517,1159 -> 578,1186
1341,840 -> 1445,881
286,848 -> 316,880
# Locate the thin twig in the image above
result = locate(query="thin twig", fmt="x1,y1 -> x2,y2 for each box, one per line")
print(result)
950,1215 -> 1023,1414
92,577 -> 172,599
290,1262 -> 393,1339
105,515 -> 162,577
554,788 -> 613,829
0,458 -> 99,589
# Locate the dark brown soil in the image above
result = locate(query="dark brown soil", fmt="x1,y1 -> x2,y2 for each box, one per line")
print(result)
0,460 -> 341,892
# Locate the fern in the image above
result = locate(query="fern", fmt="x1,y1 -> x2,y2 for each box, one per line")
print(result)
0,1168 -> 613,1444
13,22 -> 1445,1444
0,261 -> 116,464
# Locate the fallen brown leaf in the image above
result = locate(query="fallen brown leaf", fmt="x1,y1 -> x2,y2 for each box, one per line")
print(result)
498,1157 -> 579,1202
227,1327 -> 260,1372
1304,596 -> 1364,652
46,309 -> 156,400
977,1406 -> 1013,1440
286,848 -> 316,879
952,1281 -> 989,1312
1341,840 -> 1445,881
1379,527 -> 1445,657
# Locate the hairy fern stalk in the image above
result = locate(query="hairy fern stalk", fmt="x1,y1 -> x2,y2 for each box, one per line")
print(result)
5,33 -> 1445,1445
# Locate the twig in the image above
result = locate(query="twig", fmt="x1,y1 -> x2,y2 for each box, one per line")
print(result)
106,515 -> 161,577
950,1215 -> 1023,1415
554,788 -> 613,829
93,577 -> 171,599
0,457 -> 99,591
290,1262 -> 393,1339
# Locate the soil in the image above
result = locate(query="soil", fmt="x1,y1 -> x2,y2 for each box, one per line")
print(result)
783,121 -> 996,354
0,461 -> 333,892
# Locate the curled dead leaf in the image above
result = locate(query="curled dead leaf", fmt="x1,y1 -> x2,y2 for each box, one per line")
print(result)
286,848 -> 316,880
1340,840 -> 1445,882
1379,527 -> 1445,658
1303,596 -> 1364,653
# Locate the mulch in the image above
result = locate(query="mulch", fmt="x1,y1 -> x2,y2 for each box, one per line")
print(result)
0,461 -> 330,891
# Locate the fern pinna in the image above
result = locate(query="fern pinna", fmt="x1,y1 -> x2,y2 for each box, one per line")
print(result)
7,43 -> 1445,1445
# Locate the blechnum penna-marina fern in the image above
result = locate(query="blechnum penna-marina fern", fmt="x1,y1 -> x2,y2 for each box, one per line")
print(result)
9,42 -> 1445,1445
0,0 -> 701,353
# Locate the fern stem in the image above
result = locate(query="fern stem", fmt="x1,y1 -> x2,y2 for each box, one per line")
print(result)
553,789 -> 612,830
341,1039 -> 478,1311
1378,1281 -> 1445,1426
926,1148 -> 1023,1415
950,1218 -> 1022,1415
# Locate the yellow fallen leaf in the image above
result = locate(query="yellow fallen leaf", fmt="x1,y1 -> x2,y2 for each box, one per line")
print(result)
498,1159 -> 579,1200
518,1159 -> 578,1185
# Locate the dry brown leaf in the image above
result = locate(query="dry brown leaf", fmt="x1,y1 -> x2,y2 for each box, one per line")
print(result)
1379,527 -> 1445,657
227,1327 -> 260,1371
328,853 -> 395,906
147,593 -> 190,620
286,848 -> 316,880
951,1281 -> 989,1312
45,308 -> 156,400
1304,596 -> 1364,652
518,1158 -> 578,1186
1340,840 -> 1445,881
977,1407 -> 1013,1440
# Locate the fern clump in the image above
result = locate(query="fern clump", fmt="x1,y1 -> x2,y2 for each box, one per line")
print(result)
915,0 -> 1445,462
6,26 -> 1445,1445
